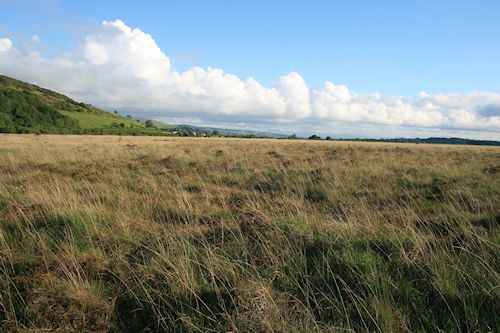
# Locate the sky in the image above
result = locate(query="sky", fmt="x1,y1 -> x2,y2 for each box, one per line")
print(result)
1,0 -> 500,139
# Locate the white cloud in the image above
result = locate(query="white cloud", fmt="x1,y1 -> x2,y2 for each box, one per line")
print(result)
1,20 -> 499,139
0,38 -> 13,52
83,20 -> 171,84
84,41 -> 109,65
278,72 -> 311,118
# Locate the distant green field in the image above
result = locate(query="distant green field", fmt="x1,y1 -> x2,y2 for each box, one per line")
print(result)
150,119 -> 177,130
59,110 -> 144,129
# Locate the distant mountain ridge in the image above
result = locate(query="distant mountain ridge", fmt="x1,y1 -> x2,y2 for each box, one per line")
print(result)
335,137 -> 500,146
137,119 -> 287,138
176,124 -> 288,138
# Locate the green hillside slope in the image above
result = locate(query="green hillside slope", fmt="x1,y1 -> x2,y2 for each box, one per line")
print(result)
0,75 -> 287,138
0,76 -> 80,133
59,110 -> 142,129
0,75 -> 163,135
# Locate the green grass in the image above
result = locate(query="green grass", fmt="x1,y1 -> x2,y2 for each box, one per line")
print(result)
150,119 -> 178,130
59,110 -> 145,129
0,135 -> 499,332
1,75 -> 175,135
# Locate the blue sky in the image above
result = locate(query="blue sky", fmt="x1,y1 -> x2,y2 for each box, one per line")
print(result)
2,0 -> 500,94
1,0 -> 500,138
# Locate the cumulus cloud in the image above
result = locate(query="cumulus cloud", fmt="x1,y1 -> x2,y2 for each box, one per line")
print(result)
83,20 -> 170,83
1,19 -> 499,138
0,38 -> 13,52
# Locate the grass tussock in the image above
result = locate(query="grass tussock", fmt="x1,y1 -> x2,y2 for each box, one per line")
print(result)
0,134 -> 499,332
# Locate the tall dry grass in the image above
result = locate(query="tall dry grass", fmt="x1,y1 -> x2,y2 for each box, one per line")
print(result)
0,134 -> 499,332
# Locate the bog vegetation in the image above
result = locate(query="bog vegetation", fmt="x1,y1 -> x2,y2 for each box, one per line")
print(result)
0,135 -> 499,332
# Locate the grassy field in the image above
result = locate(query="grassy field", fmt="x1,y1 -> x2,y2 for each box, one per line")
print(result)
59,111 -> 145,129
0,135 -> 498,332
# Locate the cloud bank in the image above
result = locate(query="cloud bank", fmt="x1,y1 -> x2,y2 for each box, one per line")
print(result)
1,20 -> 499,138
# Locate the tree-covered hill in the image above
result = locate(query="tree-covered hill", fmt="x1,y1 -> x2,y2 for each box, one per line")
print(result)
0,75 -> 164,135
0,75 -> 288,137
0,76 -> 81,133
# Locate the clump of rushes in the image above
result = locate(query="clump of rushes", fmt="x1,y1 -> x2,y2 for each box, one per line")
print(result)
0,134 -> 499,332
304,183 -> 329,203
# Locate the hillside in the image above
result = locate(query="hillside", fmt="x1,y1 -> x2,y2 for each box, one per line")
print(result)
0,75 -> 285,138
0,75 -> 159,134
0,76 -> 80,133
2,75 -> 498,145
